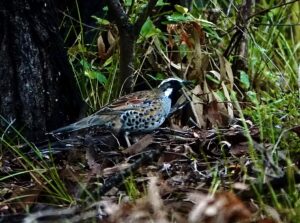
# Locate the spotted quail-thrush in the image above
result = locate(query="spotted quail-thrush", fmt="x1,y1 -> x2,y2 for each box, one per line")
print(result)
51,78 -> 190,136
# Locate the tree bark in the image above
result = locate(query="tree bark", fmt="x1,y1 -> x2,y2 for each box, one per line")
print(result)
106,0 -> 158,94
0,0 -> 82,141
223,0 -> 253,74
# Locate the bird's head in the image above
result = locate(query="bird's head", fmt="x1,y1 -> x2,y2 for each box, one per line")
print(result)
158,77 -> 192,104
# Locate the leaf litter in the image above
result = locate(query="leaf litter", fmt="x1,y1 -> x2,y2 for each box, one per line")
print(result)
0,20 -> 293,223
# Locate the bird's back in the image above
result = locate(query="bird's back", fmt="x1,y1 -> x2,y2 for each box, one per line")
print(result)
51,89 -> 170,134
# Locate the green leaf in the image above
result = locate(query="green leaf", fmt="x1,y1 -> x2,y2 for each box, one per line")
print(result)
174,4 -> 188,14
91,16 -> 110,25
215,90 -> 225,101
147,73 -> 166,81
80,59 -> 91,70
246,91 -> 258,104
140,19 -> 160,39
84,70 -> 107,85
206,73 -> 220,84
155,73 -> 166,80
84,69 -> 96,79
165,12 -> 193,23
102,56 -> 113,67
95,71 -> 107,85
239,70 -> 250,89
156,0 -> 169,6
123,0 -> 132,6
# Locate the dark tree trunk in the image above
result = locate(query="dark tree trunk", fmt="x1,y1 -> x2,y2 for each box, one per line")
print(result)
106,0 -> 158,94
223,0 -> 253,74
232,0 -> 253,73
0,0 -> 82,141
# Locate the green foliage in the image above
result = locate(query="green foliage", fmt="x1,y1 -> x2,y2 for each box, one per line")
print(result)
124,175 -> 141,200
239,71 -> 250,90
140,18 -> 162,40
0,116 -> 74,205
2,0 -> 299,220
81,59 -> 107,85
248,1 -> 299,93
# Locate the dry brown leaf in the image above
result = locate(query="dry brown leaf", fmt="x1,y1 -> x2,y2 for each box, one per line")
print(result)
147,177 -> 168,221
211,91 -> 231,126
7,182 -> 43,211
219,54 -> 227,81
122,134 -> 154,155
154,38 -> 183,71
167,24 -> 176,48
86,148 -> 102,175
191,21 -> 206,45
107,30 -> 116,46
165,22 -> 209,80
206,100 -> 224,126
103,163 -> 131,176
190,85 -> 206,128
224,58 -> 234,90
180,28 -> 192,48
219,56 -> 233,89
188,192 -> 251,223
221,81 -> 234,119
230,141 -> 249,156
190,25 -> 207,82
257,218 -> 278,223
109,177 -> 169,223
97,34 -> 106,59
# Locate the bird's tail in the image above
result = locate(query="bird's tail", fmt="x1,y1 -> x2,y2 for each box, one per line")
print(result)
51,115 -> 107,135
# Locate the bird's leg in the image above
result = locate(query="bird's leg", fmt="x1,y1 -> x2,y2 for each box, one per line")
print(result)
124,131 -> 131,147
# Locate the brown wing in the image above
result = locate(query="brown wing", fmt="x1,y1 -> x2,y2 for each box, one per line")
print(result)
51,90 -> 158,134
96,90 -> 155,115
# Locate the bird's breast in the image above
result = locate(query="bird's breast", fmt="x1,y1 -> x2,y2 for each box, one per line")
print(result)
119,98 -> 172,133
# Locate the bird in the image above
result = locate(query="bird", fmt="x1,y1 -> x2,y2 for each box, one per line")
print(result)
51,78 -> 191,138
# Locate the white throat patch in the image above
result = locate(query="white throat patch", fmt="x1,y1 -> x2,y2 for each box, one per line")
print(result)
164,88 -> 173,97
